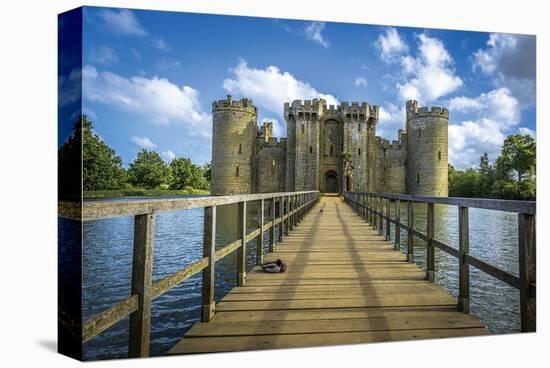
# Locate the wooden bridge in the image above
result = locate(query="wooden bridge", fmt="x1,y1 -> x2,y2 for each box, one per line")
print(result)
59,190 -> 536,358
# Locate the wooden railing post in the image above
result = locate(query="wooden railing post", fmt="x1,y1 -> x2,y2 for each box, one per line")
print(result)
426,203 -> 435,282
289,195 -> 294,231
385,198 -> 391,241
458,206 -> 469,313
270,197 -> 276,252
128,213 -> 155,358
363,194 -> 367,221
372,194 -> 378,230
285,196 -> 290,235
395,199 -> 400,251
201,206 -> 216,322
299,194 -> 303,222
257,199 -> 264,266
407,201 -> 414,263
237,201 -> 247,286
519,213 -> 536,332
279,196 -> 285,241
378,196 -> 383,235
368,194 -> 372,224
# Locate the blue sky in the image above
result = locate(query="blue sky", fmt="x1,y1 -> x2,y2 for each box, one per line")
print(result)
70,6 -> 536,169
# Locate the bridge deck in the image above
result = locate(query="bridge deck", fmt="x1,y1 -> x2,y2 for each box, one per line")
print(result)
168,195 -> 489,354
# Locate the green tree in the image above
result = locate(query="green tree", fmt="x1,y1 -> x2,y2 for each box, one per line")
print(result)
82,116 -> 127,191
498,135 -> 536,183
169,157 -> 207,190
202,162 -> 212,183
476,152 -> 494,198
128,150 -> 171,189
449,169 -> 480,198
58,118 -> 83,200
490,179 -> 519,200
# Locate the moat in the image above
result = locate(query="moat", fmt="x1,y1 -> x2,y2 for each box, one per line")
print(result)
67,195 -> 521,360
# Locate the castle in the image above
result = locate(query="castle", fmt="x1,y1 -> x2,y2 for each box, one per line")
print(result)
210,95 -> 448,196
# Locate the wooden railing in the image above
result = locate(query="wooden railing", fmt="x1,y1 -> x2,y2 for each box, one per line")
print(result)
343,191 -> 536,332
59,190 -> 320,357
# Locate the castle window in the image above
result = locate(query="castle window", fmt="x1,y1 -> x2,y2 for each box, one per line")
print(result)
330,145 -> 334,157
418,130 -> 421,138
238,143 -> 242,154
416,173 -> 420,185
272,160 -> 276,166
358,148 -> 361,156
310,146 -> 313,154
358,123 -> 361,131
438,150 -> 442,161
302,124 -> 305,134
236,166 -> 240,177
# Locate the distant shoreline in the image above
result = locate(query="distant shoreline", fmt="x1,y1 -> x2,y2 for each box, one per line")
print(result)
83,188 -> 210,199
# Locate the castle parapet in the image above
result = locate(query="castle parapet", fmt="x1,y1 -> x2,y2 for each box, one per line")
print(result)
407,100 -> 449,118
284,98 -> 326,119
213,95 -> 257,115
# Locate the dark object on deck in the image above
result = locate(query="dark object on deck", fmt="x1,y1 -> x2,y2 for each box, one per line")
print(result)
261,259 -> 287,273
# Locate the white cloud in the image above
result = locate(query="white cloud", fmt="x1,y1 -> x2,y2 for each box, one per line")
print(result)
98,9 -> 148,37
473,33 -> 536,106
161,150 -> 176,162
378,103 -> 406,140
153,38 -> 171,51
447,88 -> 521,168
519,127 -> 535,139
261,117 -> 285,138
397,34 -> 463,103
449,119 -> 506,169
305,22 -> 330,48
376,27 -> 408,62
223,60 -> 338,120
83,65 -> 211,137
354,77 -> 368,88
58,68 -> 81,107
448,88 -> 519,128
88,46 -> 118,66
131,136 -> 157,150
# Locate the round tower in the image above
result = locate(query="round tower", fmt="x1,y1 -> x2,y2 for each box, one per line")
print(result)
211,95 -> 257,195
406,100 -> 448,196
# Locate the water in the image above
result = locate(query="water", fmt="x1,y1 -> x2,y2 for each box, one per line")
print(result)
63,196 -> 522,360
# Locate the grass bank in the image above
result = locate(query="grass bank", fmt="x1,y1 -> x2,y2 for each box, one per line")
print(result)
84,188 -> 210,199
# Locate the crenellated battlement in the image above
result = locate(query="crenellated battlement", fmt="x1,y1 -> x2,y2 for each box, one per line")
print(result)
213,95 -> 257,115
376,135 -> 405,150
285,99 -> 379,122
407,100 -> 448,118
257,136 -> 287,149
338,101 -> 370,114
284,99 -> 326,119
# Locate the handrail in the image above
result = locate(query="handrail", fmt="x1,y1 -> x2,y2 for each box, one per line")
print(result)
343,191 -> 536,333
58,190 -> 319,221
72,190 -> 320,357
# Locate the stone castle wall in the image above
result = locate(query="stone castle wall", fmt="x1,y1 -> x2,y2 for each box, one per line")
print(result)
211,95 -> 448,197
406,101 -> 449,196
375,131 -> 407,194
211,96 -> 257,195
256,138 -> 286,193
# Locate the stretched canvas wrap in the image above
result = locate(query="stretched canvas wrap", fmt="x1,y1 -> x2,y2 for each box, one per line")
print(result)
58,6 -> 537,361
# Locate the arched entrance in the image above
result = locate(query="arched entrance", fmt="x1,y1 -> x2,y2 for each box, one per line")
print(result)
325,170 -> 338,193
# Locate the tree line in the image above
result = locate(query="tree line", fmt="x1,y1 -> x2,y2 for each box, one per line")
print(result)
449,134 -> 536,200
60,116 -> 211,194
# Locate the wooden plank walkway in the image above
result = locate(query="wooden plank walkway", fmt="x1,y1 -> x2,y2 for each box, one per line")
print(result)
168,195 -> 489,354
